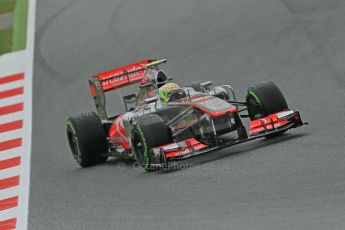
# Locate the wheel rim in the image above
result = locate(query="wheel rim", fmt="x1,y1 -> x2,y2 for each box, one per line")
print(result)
132,131 -> 145,163
247,93 -> 265,120
66,124 -> 81,163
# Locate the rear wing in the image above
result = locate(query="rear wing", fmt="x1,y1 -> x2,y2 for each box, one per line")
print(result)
89,59 -> 167,120
95,60 -> 151,92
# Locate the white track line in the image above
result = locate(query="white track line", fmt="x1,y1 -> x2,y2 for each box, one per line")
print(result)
15,0 -> 36,228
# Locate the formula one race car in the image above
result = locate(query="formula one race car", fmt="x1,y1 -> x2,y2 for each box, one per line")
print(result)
66,59 -> 306,171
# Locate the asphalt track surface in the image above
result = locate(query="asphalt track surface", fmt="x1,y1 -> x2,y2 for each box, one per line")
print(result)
30,1 -> 345,229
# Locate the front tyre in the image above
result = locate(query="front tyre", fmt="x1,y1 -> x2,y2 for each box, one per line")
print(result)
131,114 -> 172,171
246,82 -> 288,138
66,112 -> 108,167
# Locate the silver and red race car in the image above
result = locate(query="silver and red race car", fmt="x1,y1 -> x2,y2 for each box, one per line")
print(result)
66,59 -> 306,171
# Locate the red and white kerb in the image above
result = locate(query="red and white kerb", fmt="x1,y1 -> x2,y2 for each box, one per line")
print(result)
0,73 -> 25,230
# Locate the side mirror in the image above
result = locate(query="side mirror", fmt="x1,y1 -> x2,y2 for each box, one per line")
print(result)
200,81 -> 213,89
144,95 -> 159,104
139,82 -> 154,88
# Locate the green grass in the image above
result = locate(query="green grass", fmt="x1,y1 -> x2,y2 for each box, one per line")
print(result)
0,29 -> 13,54
0,0 -> 28,54
12,0 -> 28,51
0,0 -> 16,14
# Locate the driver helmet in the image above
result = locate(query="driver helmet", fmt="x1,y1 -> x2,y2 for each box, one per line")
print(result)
158,83 -> 186,104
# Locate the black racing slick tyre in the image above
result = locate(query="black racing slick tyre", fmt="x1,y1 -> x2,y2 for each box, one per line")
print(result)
131,114 -> 172,171
246,82 -> 288,120
246,82 -> 288,138
66,112 -> 108,167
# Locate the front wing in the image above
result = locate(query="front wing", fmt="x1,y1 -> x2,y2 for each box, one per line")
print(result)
149,110 -> 306,166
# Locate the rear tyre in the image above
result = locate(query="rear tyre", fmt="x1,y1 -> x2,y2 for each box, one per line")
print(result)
246,82 -> 288,138
66,112 -> 108,167
131,114 -> 172,171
